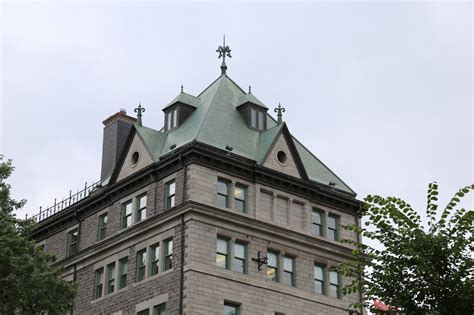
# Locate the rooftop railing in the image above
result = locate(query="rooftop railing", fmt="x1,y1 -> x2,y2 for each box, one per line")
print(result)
29,180 -> 101,222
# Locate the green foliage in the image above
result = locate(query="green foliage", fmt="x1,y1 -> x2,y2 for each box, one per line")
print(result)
0,155 -> 77,315
339,182 -> 473,315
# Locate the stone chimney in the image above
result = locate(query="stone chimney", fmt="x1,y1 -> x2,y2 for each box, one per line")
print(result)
100,109 -> 137,180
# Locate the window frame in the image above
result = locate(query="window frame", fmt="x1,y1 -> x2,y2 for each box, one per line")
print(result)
118,256 -> 128,289
67,229 -> 79,257
166,108 -> 179,131
224,301 -> 240,315
249,106 -> 266,131
153,303 -> 166,315
312,209 -> 324,237
216,236 -> 230,269
217,179 -> 230,208
165,180 -> 176,210
94,268 -> 104,299
121,200 -> 133,229
163,238 -> 173,271
314,264 -> 325,295
233,184 -> 247,213
329,269 -> 341,299
136,248 -> 147,282
283,255 -> 296,287
266,250 -> 279,282
149,243 -> 160,276
106,262 -> 115,294
97,213 -> 107,241
136,193 -> 147,223
327,214 -> 340,241
232,241 -> 247,274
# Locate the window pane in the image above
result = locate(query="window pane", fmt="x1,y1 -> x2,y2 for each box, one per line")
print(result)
312,211 -> 321,224
217,195 -> 227,208
283,257 -> 293,272
234,200 -> 244,212
173,109 -> 178,128
168,182 -> 176,195
250,108 -> 257,128
224,304 -> 239,315
267,266 -> 277,281
154,304 -> 166,315
267,252 -> 277,267
216,254 -> 227,268
258,111 -> 264,129
314,266 -> 323,280
330,284 -> 339,298
217,238 -> 228,253
327,216 -> 336,229
232,258 -> 244,273
328,229 -> 336,240
125,202 -> 132,215
167,112 -> 172,129
234,186 -> 244,200
167,240 -> 173,255
139,195 -> 147,208
330,271 -> 339,284
315,280 -> 323,294
138,310 -> 150,315
234,243 -> 245,259
283,271 -> 293,286
217,181 -> 228,195
313,225 -> 321,236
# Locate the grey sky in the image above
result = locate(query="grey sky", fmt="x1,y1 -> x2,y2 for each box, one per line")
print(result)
1,1 -> 472,221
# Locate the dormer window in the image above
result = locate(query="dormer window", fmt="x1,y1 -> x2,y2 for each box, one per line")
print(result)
250,108 -> 265,130
237,92 -> 268,132
165,108 -> 178,131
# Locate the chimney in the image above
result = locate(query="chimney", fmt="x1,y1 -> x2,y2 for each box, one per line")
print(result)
100,109 -> 137,180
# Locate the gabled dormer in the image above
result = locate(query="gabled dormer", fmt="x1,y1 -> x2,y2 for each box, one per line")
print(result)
163,91 -> 200,132
236,91 -> 268,131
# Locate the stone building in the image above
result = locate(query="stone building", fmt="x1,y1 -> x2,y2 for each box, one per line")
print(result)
32,44 -> 363,315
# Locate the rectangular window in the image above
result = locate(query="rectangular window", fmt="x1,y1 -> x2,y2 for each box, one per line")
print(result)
266,251 -> 279,282
329,270 -> 340,298
121,200 -> 133,229
250,108 -> 257,128
94,268 -> 104,299
166,112 -> 172,131
327,214 -> 339,241
153,303 -> 166,315
165,181 -> 176,209
234,185 -> 246,213
173,108 -> 178,128
98,213 -> 107,241
312,209 -> 323,236
149,243 -> 160,276
216,237 -> 229,269
118,257 -> 128,289
164,239 -> 173,271
136,249 -> 147,282
224,302 -> 240,315
106,262 -> 115,294
258,110 -> 265,130
67,229 -> 79,257
136,194 -> 147,222
137,310 -> 150,315
314,264 -> 325,294
217,179 -> 229,208
232,242 -> 246,273
283,256 -> 295,287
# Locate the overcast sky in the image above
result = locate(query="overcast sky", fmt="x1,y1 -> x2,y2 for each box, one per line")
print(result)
1,1 -> 472,222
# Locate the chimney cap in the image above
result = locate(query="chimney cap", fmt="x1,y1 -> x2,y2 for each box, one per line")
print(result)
102,110 -> 137,126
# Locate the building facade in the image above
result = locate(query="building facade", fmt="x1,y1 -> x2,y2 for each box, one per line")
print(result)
32,48 -> 364,315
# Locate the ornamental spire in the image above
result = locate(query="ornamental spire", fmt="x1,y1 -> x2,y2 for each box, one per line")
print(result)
216,35 -> 232,75
134,103 -> 145,126
274,103 -> 286,125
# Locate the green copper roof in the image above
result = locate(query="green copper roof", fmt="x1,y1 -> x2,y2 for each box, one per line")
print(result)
133,74 -> 355,195
236,93 -> 268,109
163,92 -> 200,110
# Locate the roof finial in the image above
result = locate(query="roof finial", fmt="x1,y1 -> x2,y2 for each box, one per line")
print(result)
181,85 -> 184,93
248,85 -> 252,94
134,103 -> 146,126
216,35 -> 232,76
274,103 -> 286,125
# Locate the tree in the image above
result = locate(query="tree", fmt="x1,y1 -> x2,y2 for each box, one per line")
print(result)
0,155 -> 77,314
339,182 -> 474,315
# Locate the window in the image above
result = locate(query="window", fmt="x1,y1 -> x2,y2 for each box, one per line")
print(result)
266,251 -> 279,282
216,237 -> 229,269
94,268 -> 104,299
314,264 -> 325,294
312,209 -> 323,236
283,256 -> 295,287
106,262 -> 115,294
327,214 -> 339,241
153,303 -> 166,315
121,200 -> 133,229
166,108 -> 178,131
224,302 -> 240,315
234,185 -> 247,213
165,181 -> 176,209
233,242 -> 246,273
136,194 -> 147,222
118,257 -> 128,289
217,179 -> 230,208
136,249 -> 147,282
329,270 -> 340,298
250,107 -> 265,130
149,243 -> 160,276
67,229 -> 78,257
137,310 -> 149,315
98,213 -> 107,241
163,239 -> 173,271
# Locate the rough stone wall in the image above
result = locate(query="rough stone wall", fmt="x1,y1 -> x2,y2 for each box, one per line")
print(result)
43,224 -> 77,261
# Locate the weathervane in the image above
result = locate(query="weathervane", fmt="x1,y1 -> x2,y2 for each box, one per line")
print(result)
134,103 -> 146,126
274,103 -> 286,125
216,35 -> 232,75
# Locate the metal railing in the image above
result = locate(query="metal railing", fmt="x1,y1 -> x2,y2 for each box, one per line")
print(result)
29,180 -> 101,222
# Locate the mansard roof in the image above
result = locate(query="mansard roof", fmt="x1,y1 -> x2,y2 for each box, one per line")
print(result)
163,91 -> 200,110
122,74 -> 355,195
